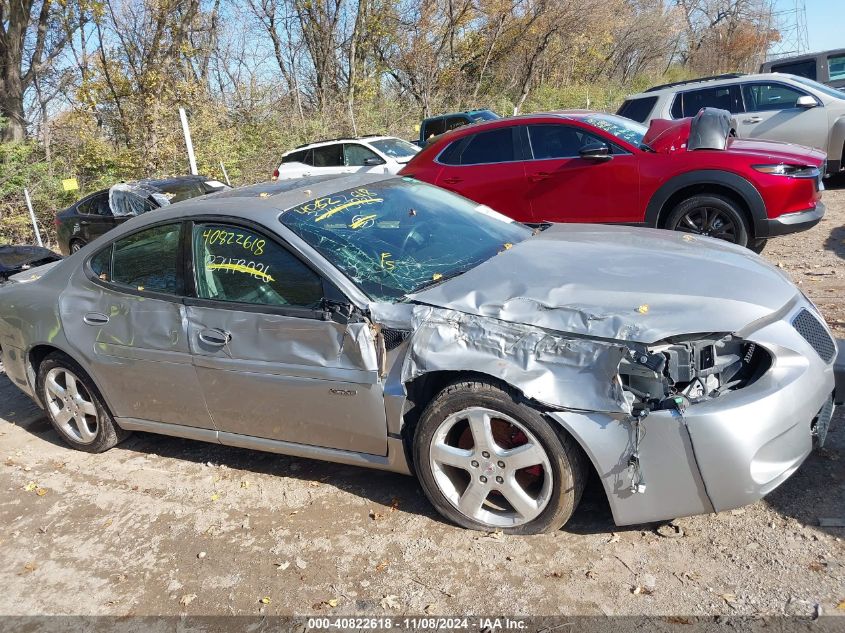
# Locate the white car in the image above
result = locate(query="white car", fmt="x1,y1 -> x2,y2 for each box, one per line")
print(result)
272,135 -> 420,180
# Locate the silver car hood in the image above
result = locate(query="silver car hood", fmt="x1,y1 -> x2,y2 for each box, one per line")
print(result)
410,224 -> 799,344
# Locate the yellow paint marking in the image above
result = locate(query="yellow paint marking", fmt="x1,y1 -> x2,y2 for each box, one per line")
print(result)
208,263 -> 275,282
432,273 -> 442,281
349,214 -> 378,229
315,198 -> 383,222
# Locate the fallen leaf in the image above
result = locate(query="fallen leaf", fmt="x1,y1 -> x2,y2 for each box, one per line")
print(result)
179,594 -> 197,606
607,532 -> 620,544
424,603 -> 437,614
240,480 -> 250,489
485,529 -> 504,540
19,562 -> 36,575
808,561 -> 827,572
35,487 -> 48,496
720,593 -> 737,604
380,595 -> 400,610
369,510 -> 384,521
102,519 -> 113,528
23,482 -> 37,492
210,493 -> 220,502
585,570 -> 598,580
389,497 -> 401,512
259,596 -> 271,605
308,481 -> 320,488
295,558 -> 307,569
326,598 -> 338,608
632,585 -> 653,596
375,560 -> 389,572
274,561 -> 290,570
545,571 -> 564,578
836,600 -> 845,611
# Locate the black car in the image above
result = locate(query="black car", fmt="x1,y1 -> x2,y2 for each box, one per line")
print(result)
414,109 -> 499,146
55,175 -> 228,255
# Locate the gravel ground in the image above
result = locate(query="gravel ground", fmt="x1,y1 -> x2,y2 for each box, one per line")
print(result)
0,183 -> 843,619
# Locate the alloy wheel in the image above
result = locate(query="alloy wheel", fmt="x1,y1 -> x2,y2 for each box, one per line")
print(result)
44,367 -> 99,444
675,206 -> 738,242
428,407 -> 553,528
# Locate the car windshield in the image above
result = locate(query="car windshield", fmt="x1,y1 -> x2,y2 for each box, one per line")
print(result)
582,113 -> 648,146
793,76 -> 845,100
370,138 -> 420,158
281,178 -> 531,302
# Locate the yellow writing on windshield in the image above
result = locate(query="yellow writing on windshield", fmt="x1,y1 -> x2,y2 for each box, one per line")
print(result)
315,198 -> 383,222
208,262 -> 275,282
349,214 -> 378,229
380,252 -> 395,271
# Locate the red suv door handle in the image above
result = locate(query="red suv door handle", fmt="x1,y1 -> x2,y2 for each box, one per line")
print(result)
529,172 -> 551,182
442,177 -> 463,185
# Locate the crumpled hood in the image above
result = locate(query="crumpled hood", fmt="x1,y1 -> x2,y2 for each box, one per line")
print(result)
410,224 -> 799,344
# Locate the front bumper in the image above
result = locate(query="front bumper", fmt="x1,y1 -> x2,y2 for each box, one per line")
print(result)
760,201 -> 825,238
835,339 -> 845,405
552,300 -> 836,526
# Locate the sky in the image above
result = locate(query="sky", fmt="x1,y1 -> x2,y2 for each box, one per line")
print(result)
780,0 -> 842,53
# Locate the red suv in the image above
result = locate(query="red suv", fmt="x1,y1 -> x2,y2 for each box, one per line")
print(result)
400,109 -> 826,251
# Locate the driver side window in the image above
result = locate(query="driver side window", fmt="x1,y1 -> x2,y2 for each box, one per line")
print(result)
192,223 -> 323,308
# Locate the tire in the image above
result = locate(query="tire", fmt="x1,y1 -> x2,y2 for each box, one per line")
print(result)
37,352 -> 130,453
665,194 -> 750,248
413,378 -> 586,535
748,238 -> 767,254
69,239 -> 85,253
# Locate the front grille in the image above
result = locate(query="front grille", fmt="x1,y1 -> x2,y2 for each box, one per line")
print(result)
792,308 -> 836,363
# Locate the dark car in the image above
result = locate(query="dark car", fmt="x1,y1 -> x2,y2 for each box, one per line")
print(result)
0,245 -> 62,283
415,109 -> 499,146
55,175 -> 229,255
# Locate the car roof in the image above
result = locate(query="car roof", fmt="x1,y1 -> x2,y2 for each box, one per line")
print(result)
282,135 -> 398,155
125,173 -> 397,225
626,72 -> 805,99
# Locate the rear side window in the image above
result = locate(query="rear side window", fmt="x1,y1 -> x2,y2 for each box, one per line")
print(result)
110,223 -> 182,294
311,144 -> 343,167
77,192 -> 110,216
617,97 -> 657,123
828,54 -> 845,82
423,118 -> 447,140
445,116 -> 469,132
193,224 -> 323,308
283,150 -> 308,164
440,128 -> 516,165
672,85 -> 743,117
742,82 -> 808,112
771,59 -> 817,80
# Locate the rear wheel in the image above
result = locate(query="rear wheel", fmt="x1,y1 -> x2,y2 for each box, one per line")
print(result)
665,194 -> 749,248
413,378 -> 586,535
37,353 -> 129,453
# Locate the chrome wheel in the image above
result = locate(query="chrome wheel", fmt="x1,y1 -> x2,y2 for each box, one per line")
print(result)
674,206 -> 738,242
44,367 -> 99,444
429,407 -> 553,528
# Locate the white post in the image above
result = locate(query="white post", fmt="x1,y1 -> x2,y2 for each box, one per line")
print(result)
179,107 -> 198,175
220,160 -> 231,187
23,188 -> 43,247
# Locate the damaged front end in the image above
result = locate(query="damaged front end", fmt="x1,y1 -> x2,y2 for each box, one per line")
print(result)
619,334 -> 772,414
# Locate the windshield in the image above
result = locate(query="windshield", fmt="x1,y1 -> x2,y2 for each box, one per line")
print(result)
582,113 -> 648,146
370,138 -> 420,158
281,178 -> 531,302
793,76 -> 845,100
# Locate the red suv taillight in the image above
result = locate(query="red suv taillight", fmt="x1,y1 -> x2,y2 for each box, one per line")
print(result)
272,168 -> 279,180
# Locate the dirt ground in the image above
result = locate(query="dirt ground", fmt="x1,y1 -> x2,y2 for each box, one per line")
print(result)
1,183 -> 844,619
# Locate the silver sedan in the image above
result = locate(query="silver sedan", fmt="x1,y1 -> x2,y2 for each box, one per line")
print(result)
0,174 -> 839,534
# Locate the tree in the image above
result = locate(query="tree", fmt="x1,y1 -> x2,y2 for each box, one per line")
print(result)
1,0 -> 77,141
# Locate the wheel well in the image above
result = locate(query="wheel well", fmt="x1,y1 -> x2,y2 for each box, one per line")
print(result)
658,184 -> 755,237
27,345 -> 67,403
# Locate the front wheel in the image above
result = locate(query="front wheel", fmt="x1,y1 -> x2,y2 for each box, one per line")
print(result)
413,378 -> 586,535
665,194 -> 749,248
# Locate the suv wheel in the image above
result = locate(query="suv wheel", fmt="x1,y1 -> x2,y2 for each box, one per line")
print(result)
414,378 -> 586,535
69,239 -> 85,253
665,194 -> 749,248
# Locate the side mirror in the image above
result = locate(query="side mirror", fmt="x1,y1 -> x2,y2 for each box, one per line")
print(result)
579,142 -> 611,161
364,156 -> 385,166
796,95 -> 818,108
